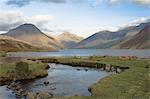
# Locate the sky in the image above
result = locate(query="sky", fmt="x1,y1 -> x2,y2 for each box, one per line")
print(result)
0,0 -> 149,37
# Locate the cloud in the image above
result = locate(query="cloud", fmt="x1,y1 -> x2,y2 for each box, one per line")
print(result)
6,0 -> 67,7
108,0 -> 120,3
5,0 -> 150,7
40,0 -> 66,3
132,17 -> 149,23
0,10 -> 53,31
27,15 -> 53,27
127,17 -> 150,26
0,11 -> 25,31
6,0 -> 30,7
132,0 -> 150,6
107,0 -> 150,6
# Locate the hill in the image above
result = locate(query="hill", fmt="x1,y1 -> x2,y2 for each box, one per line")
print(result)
113,25 -> 150,49
6,24 -> 61,50
0,35 -> 40,52
55,32 -> 83,48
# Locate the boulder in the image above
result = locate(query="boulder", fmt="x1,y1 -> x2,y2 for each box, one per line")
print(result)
105,64 -> 111,72
116,68 -> 122,73
44,81 -> 49,85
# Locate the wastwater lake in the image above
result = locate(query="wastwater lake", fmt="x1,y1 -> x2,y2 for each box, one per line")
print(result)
7,49 -> 150,58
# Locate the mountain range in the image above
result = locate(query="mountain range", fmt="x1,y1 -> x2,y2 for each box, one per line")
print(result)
0,24 -> 83,51
75,22 -> 150,49
0,21 -> 149,52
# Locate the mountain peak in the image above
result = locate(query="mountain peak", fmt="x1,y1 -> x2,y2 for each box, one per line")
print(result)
60,32 -> 74,36
55,32 -> 83,48
58,32 -> 83,40
7,23 -> 43,36
14,23 -> 41,32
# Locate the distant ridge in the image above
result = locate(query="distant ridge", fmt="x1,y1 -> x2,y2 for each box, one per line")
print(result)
113,25 -> 150,49
55,32 -> 83,48
75,22 -> 150,49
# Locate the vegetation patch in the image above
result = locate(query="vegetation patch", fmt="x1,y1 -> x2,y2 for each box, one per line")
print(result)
0,61 -> 48,85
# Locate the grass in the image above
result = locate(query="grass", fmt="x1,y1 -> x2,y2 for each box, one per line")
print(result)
33,56 -> 149,99
90,59 -> 149,99
0,62 -> 48,83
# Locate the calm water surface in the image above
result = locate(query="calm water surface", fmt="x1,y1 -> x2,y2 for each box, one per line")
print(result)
7,49 -> 150,58
0,63 -> 110,99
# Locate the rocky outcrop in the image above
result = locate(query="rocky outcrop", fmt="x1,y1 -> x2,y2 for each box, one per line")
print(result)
7,81 -> 28,98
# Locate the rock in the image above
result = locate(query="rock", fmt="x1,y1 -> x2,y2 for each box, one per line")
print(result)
27,92 -> 53,99
105,64 -> 111,72
84,69 -> 88,71
7,85 -> 11,89
15,85 -> 22,91
43,64 -> 50,69
77,69 -> 81,71
116,68 -> 122,73
44,81 -> 49,85
110,66 -> 115,72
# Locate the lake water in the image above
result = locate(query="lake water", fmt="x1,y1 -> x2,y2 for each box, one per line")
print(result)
7,49 -> 150,58
0,63 -> 110,98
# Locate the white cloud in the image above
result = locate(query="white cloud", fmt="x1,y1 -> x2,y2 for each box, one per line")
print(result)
0,10 -> 53,31
132,0 -> 150,6
27,15 -> 53,28
0,11 -> 25,31
108,0 -> 120,3
96,0 -> 150,6
127,17 -> 149,26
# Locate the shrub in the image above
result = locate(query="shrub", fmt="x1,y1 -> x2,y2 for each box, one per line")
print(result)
15,61 -> 29,74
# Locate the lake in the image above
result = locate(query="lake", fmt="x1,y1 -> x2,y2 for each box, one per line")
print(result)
0,63 -> 110,98
7,49 -> 150,58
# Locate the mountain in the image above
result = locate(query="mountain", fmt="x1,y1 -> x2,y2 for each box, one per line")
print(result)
113,25 -> 150,49
75,22 -> 150,49
55,32 -> 83,48
0,35 -> 40,52
5,24 -> 61,50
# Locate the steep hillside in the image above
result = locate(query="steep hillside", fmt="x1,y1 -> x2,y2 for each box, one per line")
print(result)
113,25 -> 150,49
6,24 -> 61,50
0,35 -> 40,52
75,22 -> 150,49
56,32 -> 83,48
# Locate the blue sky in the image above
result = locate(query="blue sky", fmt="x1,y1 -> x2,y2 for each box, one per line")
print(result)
0,0 -> 149,37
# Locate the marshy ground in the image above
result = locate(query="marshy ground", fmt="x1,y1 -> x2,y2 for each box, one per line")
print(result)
0,54 -> 149,99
